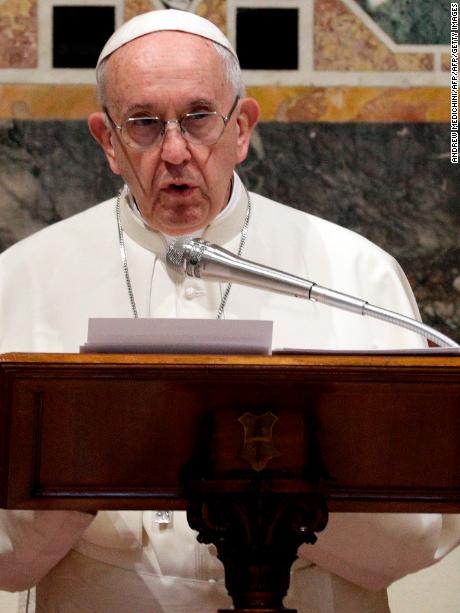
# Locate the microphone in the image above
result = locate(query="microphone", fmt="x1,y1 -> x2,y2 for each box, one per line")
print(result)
166,237 -> 458,349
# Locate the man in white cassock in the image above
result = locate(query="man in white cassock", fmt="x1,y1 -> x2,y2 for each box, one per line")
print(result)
0,9 -> 459,613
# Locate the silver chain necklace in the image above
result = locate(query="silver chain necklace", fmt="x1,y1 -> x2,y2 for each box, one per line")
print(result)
116,185 -> 252,319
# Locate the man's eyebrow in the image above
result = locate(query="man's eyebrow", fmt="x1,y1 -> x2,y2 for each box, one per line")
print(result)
187,98 -> 216,110
124,103 -> 158,117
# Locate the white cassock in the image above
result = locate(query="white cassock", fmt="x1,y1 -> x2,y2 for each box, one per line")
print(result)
0,173 -> 458,612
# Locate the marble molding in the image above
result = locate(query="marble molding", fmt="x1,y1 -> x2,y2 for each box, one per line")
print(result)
0,120 -> 458,341
0,85 -> 450,122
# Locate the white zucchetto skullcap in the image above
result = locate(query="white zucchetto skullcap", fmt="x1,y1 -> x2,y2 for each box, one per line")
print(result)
97,9 -> 237,67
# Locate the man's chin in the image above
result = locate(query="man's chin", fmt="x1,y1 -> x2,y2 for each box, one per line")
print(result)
138,193 -> 216,235
148,214 -> 208,236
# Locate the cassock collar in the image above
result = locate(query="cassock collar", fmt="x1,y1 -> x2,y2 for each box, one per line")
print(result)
119,172 -> 249,255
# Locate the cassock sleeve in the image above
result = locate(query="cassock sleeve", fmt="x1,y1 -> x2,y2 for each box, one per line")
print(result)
0,510 -> 95,591
297,512 -> 460,590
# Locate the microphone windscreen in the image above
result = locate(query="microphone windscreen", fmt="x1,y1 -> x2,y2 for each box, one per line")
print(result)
166,237 -> 190,272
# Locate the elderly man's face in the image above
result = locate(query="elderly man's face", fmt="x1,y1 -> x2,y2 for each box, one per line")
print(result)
89,31 -> 259,235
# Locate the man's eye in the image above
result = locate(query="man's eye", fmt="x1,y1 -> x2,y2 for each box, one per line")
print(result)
130,117 -> 159,128
186,112 -> 212,122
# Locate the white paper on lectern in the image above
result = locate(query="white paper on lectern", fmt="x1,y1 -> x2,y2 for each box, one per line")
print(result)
80,318 -> 273,355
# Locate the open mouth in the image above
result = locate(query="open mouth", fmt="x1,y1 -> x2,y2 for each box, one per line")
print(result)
164,183 -> 196,196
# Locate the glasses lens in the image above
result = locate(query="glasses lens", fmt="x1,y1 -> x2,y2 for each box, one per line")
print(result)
181,112 -> 224,145
124,117 -> 162,148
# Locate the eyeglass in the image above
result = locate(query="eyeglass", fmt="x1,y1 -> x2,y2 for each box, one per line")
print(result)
104,96 -> 240,149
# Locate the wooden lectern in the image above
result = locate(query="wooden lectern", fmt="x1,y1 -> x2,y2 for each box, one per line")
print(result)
1,352 -> 460,612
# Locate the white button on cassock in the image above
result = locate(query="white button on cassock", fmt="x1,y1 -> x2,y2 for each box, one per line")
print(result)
184,287 -> 203,300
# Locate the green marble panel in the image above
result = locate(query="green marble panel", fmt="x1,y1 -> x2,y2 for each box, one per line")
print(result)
356,0 -> 450,45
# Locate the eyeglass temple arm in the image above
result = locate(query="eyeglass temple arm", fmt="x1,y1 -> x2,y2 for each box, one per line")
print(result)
224,96 -> 240,124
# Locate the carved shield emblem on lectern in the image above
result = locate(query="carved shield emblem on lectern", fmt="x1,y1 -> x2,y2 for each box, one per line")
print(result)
238,411 -> 281,472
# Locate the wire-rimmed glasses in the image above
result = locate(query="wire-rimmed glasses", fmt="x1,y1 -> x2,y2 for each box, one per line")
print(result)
104,96 -> 240,149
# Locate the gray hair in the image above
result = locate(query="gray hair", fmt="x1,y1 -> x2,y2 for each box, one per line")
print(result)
212,42 -> 245,98
96,40 -> 245,109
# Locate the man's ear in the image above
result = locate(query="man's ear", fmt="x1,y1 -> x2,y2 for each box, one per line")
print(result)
88,112 -> 121,175
236,97 -> 260,164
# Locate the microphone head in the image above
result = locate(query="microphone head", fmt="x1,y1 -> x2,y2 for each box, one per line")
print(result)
166,236 -> 190,273
166,237 -> 207,278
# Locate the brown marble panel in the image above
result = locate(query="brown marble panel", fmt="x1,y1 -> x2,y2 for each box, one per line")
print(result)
442,53 -> 452,71
125,0 -> 154,21
0,0 -> 37,68
124,1 -> 226,31
197,0 -> 227,32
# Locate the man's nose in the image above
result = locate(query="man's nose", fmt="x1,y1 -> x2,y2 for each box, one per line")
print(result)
160,121 -> 191,165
